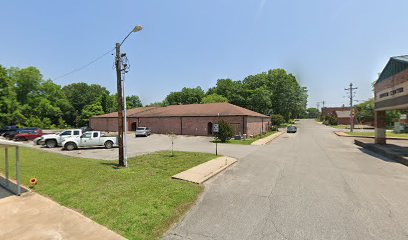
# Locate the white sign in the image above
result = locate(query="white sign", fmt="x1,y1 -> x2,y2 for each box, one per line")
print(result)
401,114 -> 407,120
212,124 -> 219,133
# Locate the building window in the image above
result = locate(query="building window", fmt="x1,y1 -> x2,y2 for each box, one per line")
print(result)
379,92 -> 389,98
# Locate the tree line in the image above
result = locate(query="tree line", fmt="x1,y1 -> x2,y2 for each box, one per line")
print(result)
0,65 -> 308,128
0,65 -> 142,128
150,69 -> 308,120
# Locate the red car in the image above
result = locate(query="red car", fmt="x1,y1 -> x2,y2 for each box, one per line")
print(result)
14,129 -> 45,141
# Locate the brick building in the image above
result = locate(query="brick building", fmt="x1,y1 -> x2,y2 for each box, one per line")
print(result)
374,55 -> 408,144
321,107 -> 356,125
90,103 -> 271,136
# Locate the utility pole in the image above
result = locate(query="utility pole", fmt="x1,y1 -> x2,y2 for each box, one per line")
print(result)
345,83 -> 358,132
114,25 -> 143,167
322,101 -> 325,109
115,43 -> 125,166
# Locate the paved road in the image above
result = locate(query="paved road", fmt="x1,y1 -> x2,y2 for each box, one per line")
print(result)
166,119 -> 408,240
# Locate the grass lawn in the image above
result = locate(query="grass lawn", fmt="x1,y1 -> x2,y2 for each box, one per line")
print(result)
344,131 -> 408,139
330,125 -> 348,129
0,147 -> 215,240
213,131 -> 277,145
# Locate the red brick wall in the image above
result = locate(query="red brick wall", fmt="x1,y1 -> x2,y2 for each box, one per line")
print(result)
181,116 -> 244,136
375,68 -> 408,93
90,118 -> 118,132
92,115 -> 269,136
321,107 -> 351,117
337,117 -> 352,125
136,117 -> 182,135
246,117 -> 271,136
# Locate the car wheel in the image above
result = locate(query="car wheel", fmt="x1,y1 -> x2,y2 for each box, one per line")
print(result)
104,141 -> 113,149
46,139 -> 57,148
64,142 -> 77,151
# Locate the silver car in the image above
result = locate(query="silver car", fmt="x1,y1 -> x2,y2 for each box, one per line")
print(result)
135,127 -> 151,137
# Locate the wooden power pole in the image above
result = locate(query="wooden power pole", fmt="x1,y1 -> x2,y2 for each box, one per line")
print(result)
345,83 -> 358,132
115,43 -> 125,166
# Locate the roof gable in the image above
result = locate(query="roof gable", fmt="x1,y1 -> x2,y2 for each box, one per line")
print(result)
93,107 -> 157,118
130,103 -> 268,118
376,55 -> 408,84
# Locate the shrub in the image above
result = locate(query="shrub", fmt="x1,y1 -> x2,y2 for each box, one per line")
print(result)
323,115 -> 338,125
214,120 -> 234,143
271,114 -> 285,126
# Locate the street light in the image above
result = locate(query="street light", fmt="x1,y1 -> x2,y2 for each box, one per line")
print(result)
115,25 -> 143,167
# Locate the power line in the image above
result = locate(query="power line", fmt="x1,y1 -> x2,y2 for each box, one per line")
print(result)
53,47 -> 115,81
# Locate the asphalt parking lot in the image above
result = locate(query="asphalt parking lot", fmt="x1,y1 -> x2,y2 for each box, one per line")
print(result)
20,133 -> 264,160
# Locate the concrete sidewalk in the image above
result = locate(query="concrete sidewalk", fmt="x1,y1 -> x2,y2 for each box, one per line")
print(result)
355,138 -> 408,166
0,192 -> 124,240
251,131 -> 283,145
172,156 -> 237,184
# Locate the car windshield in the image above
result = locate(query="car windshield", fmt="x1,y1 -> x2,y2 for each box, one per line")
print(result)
136,128 -> 146,131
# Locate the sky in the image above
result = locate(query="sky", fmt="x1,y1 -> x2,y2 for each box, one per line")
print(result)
1,0 -> 408,108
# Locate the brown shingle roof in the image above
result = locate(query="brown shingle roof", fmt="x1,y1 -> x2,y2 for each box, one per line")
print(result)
92,107 -> 158,118
130,103 -> 268,118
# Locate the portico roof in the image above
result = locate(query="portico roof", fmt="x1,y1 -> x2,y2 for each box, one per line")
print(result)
376,55 -> 408,84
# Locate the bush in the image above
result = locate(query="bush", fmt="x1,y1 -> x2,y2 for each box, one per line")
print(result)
214,120 -> 234,143
323,115 -> 338,125
271,114 -> 285,126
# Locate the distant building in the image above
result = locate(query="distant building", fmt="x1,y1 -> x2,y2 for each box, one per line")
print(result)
321,107 -> 355,125
90,103 -> 271,136
374,55 -> 408,144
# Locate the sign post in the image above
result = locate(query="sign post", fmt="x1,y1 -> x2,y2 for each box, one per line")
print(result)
213,124 -> 219,156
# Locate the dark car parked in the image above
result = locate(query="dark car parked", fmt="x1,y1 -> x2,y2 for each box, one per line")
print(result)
4,128 -> 40,139
0,125 -> 18,136
287,126 -> 297,133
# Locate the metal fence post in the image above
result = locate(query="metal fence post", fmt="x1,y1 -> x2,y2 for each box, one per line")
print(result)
5,147 -> 9,187
15,146 -> 21,196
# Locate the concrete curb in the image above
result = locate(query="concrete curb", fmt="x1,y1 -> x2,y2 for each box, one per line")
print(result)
251,131 -> 284,145
354,139 -> 408,166
172,156 -> 237,184
335,131 -> 408,141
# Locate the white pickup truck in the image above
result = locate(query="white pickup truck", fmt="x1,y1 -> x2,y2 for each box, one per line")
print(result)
38,129 -> 84,148
62,131 -> 118,151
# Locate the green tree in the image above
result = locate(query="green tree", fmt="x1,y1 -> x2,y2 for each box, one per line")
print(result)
10,66 -> 43,105
0,65 -> 18,127
80,103 -> 104,126
306,108 -> 320,119
62,82 -> 109,125
165,87 -> 205,105
271,114 -> 285,126
201,94 -> 228,104
145,101 -> 169,107
214,120 -> 234,143
126,95 -> 143,109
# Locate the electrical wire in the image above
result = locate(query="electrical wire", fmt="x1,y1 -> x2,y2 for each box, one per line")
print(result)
53,47 -> 115,81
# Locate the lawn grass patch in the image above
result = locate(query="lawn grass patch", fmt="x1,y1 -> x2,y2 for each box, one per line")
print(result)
0,148 -> 215,240
213,131 -> 277,145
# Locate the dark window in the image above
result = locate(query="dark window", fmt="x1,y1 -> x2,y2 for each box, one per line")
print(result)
73,131 -> 80,135
397,87 -> 404,93
379,92 -> 389,98
60,131 -> 71,136
93,132 -> 98,138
